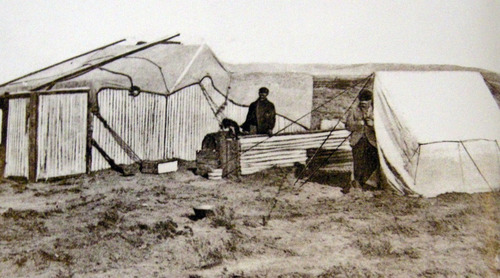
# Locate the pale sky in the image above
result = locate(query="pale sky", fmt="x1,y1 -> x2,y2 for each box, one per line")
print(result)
1,0 -> 499,84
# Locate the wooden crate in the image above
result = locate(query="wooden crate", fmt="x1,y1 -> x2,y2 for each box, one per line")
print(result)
140,160 -> 178,174
196,131 -> 240,178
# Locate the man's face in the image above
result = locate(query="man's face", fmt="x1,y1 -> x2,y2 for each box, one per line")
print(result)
359,100 -> 371,109
259,92 -> 268,101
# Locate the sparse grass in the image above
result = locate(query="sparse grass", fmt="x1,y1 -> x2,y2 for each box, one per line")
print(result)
355,238 -> 421,259
418,267 -> 457,277
427,212 -> 469,236
33,187 -> 82,197
11,183 -> 27,194
38,249 -> 74,266
153,219 -> 178,239
2,208 -> 46,220
55,267 -> 75,278
211,206 -> 236,230
356,238 -> 394,257
96,209 -> 120,229
317,263 -> 383,278
380,222 -> 419,237
188,237 -> 224,269
1,166 -> 498,277
14,256 -> 28,268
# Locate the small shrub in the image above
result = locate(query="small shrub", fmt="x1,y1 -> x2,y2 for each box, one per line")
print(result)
2,208 -> 45,220
418,267 -> 456,277
15,256 -> 28,267
355,238 -> 394,257
381,222 -> 419,237
153,219 -> 178,239
318,263 -> 383,278
188,238 -> 224,269
96,209 -> 120,229
38,250 -> 74,266
210,206 -> 236,230
400,247 -> 421,259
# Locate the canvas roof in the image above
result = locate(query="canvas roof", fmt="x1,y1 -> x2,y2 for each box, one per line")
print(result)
0,42 -> 230,98
374,71 -> 500,197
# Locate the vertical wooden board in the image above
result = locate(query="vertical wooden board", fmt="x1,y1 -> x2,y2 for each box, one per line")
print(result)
0,100 -> 8,177
5,98 -> 29,178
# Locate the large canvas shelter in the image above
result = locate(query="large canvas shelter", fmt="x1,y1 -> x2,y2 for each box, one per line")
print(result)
373,71 -> 500,197
0,36 -> 307,181
0,36 -> 232,181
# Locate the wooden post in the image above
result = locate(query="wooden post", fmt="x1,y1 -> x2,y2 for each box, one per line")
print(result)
86,93 -> 94,174
28,93 -> 39,182
0,95 -> 9,177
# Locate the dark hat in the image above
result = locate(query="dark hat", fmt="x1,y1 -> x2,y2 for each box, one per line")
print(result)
358,89 -> 372,101
259,87 -> 269,94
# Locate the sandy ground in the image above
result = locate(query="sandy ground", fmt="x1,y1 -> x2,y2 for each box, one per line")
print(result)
0,163 -> 498,278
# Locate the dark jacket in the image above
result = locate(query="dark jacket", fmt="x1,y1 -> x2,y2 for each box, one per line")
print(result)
241,99 -> 276,135
344,105 -> 376,147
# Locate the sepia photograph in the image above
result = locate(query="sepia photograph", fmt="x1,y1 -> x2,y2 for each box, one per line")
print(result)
0,1 -> 499,277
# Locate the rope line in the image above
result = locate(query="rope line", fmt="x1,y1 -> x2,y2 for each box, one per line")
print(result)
121,56 -> 170,94
293,74 -> 373,186
221,74 -> 374,179
295,135 -> 350,190
459,141 -> 493,191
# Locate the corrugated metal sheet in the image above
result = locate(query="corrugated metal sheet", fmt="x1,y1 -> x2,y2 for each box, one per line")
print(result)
92,89 -> 168,171
5,98 -> 29,178
239,130 -> 351,175
37,93 -> 87,179
91,85 -> 309,167
166,85 -> 221,160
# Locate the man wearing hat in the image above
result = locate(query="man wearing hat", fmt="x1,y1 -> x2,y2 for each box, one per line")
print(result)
241,87 -> 276,135
344,89 -> 379,190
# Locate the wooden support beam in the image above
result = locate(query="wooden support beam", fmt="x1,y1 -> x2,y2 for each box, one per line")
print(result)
32,34 -> 180,91
0,95 -> 9,177
86,92 -> 94,174
28,93 -> 39,182
0,39 -> 126,88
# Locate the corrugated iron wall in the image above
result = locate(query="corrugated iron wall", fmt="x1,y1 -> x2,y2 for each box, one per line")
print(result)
91,85 -> 309,168
37,93 -> 87,179
4,98 -> 29,178
166,85 -> 221,160
239,130 -> 351,175
92,89 -> 168,171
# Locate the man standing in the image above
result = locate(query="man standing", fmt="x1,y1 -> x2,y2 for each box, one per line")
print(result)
241,87 -> 276,135
344,89 -> 379,190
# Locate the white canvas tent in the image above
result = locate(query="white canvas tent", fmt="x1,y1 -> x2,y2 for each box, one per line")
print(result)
374,71 -> 500,197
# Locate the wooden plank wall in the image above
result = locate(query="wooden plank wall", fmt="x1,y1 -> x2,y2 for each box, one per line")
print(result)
165,85 -> 221,160
92,89 -> 168,171
37,93 -> 87,179
239,130 -> 351,175
4,98 -> 29,178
